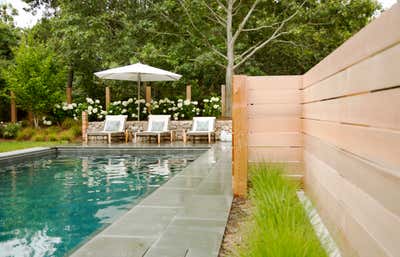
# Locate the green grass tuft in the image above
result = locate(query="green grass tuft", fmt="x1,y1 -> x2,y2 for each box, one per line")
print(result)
234,164 -> 328,257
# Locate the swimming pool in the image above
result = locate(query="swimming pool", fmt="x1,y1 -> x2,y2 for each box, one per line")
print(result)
0,151 -> 202,257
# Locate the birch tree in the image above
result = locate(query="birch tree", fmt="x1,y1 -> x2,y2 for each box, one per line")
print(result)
175,0 -> 306,117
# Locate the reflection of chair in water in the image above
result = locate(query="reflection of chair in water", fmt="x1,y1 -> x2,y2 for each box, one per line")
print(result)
0,226 -> 62,257
104,159 -> 128,179
148,159 -> 170,176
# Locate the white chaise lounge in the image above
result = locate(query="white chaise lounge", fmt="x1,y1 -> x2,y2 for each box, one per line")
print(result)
134,115 -> 174,144
85,115 -> 128,144
183,117 -> 216,144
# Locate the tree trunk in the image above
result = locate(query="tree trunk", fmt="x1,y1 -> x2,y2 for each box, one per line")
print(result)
33,114 -> 39,129
224,0 -> 234,118
66,67 -> 74,104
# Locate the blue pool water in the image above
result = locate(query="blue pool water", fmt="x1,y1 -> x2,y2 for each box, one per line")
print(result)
0,152 -> 200,257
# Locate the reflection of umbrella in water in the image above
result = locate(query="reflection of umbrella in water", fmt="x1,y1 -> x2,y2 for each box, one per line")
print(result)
94,62 -> 182,120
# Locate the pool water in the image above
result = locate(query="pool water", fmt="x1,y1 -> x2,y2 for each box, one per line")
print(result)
0,152 -> 200,257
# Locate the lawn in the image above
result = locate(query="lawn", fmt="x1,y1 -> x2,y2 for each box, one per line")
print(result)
0,141 -> 67,153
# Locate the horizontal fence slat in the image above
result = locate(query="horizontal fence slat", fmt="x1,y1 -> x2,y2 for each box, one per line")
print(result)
248,118 -> 302,133
248,104 -> 301,118
248,132 -> 303,147
303,43 -> 400,103
305,166 -> 389,257
248,89 -> 300,104
247,76 -> 301,90
248,147 -> 302,162
249,162 -> 304,175
304,134 -> 400,216
305,152 -> 400,257
303,87 -> 400,130
303,4 -> 400,88
303,119 -> 400,170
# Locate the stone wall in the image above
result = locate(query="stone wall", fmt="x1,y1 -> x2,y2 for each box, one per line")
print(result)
88,119 -> 232,141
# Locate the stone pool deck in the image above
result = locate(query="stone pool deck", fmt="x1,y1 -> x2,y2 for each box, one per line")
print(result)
69,142 -> 232,257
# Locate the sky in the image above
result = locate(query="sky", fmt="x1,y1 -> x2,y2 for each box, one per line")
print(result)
1,0 -> 398,28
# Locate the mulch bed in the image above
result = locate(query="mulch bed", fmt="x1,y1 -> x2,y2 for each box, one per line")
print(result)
218,197 -> 252,257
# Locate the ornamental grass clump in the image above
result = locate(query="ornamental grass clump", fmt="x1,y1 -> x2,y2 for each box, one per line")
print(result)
235,164 -> 328,257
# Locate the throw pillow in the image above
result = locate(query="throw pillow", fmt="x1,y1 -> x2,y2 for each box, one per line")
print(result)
196,120 -> 209,131
151,121 -> 165,131
104,120 -> 121,131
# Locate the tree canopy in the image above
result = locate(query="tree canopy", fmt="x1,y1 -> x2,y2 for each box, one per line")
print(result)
0,0 -> 381,120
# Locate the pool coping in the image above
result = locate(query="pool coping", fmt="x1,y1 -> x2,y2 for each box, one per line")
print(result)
0,144 -> 211,166
1,143 -> 233,257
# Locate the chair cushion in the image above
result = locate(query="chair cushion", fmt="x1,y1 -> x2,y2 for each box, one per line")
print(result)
196,120 -> 209,131
150,121 -> 165,132
104,120 -> 121,132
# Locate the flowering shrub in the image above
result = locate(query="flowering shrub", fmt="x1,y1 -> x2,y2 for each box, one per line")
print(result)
174,99 -> 200,120
202,96 -> 222,117
150,98 -> 176,115
0,122 -> 22,139
53,102 -> 78,123
49,96 -> 222,123
107,98 -> 147,120
52,98 -> 105,123
76,98 -> 106,121
42,116 -> 52,126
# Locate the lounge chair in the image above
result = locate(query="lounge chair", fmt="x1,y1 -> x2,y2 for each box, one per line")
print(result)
134,115 -> 174,144
183,117 -> 216,144
85,115 -> 128,144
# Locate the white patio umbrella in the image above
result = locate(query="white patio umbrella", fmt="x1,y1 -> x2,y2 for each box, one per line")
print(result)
94,62 -> 182,120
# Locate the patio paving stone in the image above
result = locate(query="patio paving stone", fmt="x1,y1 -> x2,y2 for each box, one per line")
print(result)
70,142 -> 232,257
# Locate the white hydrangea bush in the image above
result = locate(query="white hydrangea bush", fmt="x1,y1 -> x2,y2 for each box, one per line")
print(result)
107,98 -> 147,120
202,96 -> 222,117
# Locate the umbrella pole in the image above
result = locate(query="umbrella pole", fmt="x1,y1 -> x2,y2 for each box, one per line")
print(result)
137,74 -> 141,121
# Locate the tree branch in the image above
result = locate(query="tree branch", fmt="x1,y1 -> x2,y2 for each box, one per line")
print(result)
202,1 -> 226,27
215,0 -> 228,13
178,0 -> 227,60
233,0 -> 306,69
242,23 -> 279,32
232,0 -> 260,44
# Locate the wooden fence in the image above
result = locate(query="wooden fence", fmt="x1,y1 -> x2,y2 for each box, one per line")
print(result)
302,4 -> 400,257
232,75 -> 303,196
232,3 -> 400,257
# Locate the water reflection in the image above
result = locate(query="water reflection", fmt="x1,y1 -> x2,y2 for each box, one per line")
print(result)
0,152 -> 200,257
0,226 -> 61,257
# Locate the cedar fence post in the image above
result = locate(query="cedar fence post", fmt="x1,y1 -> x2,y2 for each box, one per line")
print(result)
10,91 -> 17,123
232,75 -> 248,197
82,111 -> 88,143
186,85 -> 191,101
105,86 -> 110,110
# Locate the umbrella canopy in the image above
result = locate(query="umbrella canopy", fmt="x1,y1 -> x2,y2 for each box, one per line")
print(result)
94,62 -> 181,81
94,62 -> 181,120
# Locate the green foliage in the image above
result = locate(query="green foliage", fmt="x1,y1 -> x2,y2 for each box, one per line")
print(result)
15,125 -> 80,142
31,133 -> 46,142
69,124 -> 81,138
2,38 -> 66,126
202,96 -> 221,117
234,164 -> 328,257
58,129 -> 75,142
61,117 -> 79,129
16,126 -> 36,140
1,0 -> 380,119
0,20 -> 19,121
1,122 -> 21,139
